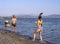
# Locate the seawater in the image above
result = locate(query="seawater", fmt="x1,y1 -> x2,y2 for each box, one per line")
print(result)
0,18 -> 60,44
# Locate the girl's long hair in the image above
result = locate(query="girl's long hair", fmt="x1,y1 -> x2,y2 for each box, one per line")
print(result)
38,16 -> 42,20
38,13 -> 43,20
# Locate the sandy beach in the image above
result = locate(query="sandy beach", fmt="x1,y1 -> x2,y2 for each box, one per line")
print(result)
0,29 -> 42,44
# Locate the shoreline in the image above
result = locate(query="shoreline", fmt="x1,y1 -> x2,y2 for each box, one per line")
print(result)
0,29 -> 54,44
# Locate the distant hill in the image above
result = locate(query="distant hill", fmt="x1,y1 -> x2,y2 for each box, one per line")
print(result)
16,15 -> 37,18
16,14 -> 60,18
43,14 -> 60,18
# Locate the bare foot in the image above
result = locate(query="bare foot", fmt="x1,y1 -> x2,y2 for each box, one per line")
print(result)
32,39 -> 35,41
39,40 -> 42,43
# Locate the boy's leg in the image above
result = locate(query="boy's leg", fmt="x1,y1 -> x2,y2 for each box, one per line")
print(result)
14,27 -> 16,32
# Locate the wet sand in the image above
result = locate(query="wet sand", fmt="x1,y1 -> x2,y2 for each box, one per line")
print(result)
0,29 -> 54,44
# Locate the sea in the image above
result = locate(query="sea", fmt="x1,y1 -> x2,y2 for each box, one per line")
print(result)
0,17 -> 60,44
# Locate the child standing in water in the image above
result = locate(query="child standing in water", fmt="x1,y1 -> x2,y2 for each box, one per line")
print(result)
32,13 -> 43,42
11,15 -> 17,32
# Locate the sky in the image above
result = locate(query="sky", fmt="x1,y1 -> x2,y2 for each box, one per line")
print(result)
0,0 -> 60,16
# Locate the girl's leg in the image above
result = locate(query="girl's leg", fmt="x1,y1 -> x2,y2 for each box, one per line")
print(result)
32,29 -> 40,41
32,31 -> 36,41
39,30 -> 42,42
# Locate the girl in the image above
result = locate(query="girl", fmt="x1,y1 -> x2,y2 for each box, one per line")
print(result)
32,13 -> 43,42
